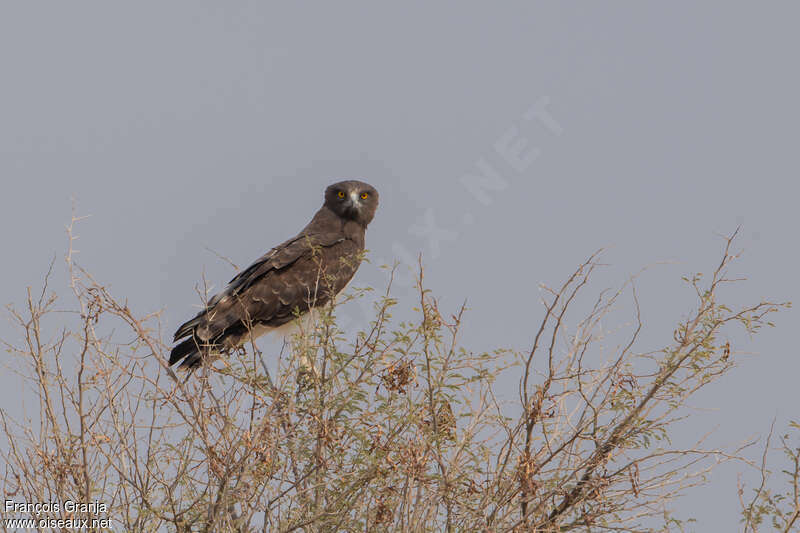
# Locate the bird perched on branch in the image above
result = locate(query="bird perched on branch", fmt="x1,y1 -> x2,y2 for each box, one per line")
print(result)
169,180 -> 379,370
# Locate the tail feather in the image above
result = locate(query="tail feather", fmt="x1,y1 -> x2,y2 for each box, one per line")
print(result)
169,337 -> 200,367
173,314 -> 203,342
178,351 -> 204,370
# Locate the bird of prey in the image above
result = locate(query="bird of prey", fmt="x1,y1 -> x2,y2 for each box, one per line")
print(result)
169,180 -> 379,370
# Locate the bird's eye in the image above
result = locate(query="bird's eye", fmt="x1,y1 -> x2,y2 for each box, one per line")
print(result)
360,192 -> 369,200
337,191 -> 345,199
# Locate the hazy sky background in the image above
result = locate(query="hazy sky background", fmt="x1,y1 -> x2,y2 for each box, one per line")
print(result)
2,2 -> 798,529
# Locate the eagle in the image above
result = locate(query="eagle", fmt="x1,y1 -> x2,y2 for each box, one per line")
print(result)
169,180 -> 379,370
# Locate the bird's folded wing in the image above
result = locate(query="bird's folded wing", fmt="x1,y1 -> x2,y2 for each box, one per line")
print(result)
172,232 -> 347,343
226,232 -> 345,295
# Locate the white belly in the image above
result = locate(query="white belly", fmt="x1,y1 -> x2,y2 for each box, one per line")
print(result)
230,310 -> 317,349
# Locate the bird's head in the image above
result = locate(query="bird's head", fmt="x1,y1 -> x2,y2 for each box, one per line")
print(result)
324,180 -> 379,227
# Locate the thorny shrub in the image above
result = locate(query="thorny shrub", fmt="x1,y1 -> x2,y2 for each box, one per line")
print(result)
0,223 -> 790,532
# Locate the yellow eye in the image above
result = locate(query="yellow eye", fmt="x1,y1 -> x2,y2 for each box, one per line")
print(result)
337,191 -> 345,199
360,192 -> 369,200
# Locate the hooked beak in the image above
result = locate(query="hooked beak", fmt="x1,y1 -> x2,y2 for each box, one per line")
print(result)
344,191 -> 361,217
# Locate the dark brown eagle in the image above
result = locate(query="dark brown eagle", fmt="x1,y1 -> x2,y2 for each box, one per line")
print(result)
169,180 -> 379,370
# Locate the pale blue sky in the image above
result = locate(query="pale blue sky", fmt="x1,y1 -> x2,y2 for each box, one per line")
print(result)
2,3 -> 798,529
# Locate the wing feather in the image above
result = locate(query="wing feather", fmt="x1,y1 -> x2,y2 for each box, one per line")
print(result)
172,232 -> 351,346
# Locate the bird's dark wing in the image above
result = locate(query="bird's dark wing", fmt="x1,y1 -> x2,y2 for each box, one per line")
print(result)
171,231 -> 353,348
224,232 -> 344,297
